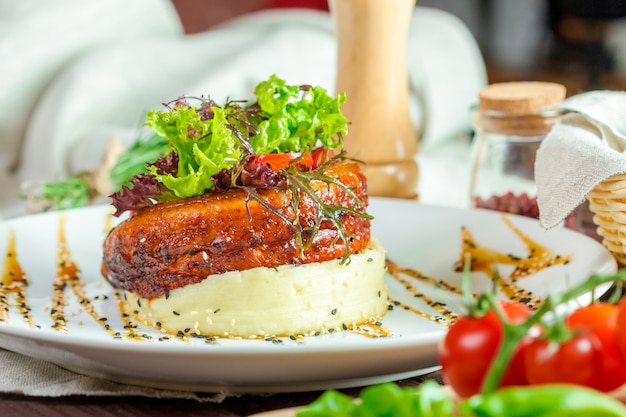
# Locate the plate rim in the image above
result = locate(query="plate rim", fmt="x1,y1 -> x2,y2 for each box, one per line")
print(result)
0,198 -> 616,392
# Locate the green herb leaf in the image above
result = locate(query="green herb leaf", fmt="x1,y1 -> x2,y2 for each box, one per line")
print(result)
463,384 -> 626,417
296,382 -> 456,417
20,133 -> 168,212
296,390 -> 358,417
108,133 -> 168,189
21,177 -> 91,212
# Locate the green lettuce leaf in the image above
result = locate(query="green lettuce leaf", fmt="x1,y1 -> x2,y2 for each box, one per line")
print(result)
143,74 -> 348,200
251,74 -> 347,154
146,105 -> 243,198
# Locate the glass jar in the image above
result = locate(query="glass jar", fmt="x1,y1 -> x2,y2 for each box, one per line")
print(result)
469,82 -> 566,221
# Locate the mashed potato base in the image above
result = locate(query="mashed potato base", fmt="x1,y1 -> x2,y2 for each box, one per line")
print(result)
124,241 -> 388,338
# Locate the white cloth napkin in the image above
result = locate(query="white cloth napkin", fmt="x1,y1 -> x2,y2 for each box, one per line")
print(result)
0,0 -> 181,174
536,91 -> 626,229
0,349 -> 230,401
0,0 -> 182,218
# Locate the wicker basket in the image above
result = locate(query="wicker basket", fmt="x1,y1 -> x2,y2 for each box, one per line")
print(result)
586,172 -> 626,266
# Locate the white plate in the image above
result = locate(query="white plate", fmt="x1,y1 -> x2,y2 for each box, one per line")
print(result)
0,197 -> 616,393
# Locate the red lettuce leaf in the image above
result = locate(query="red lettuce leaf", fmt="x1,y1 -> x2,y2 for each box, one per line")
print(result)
109,153 -> 178,216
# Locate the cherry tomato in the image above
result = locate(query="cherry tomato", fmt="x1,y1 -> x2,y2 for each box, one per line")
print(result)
311,147 -> 334,168
565,303 -> 626,392
523,332 -> 602,386
439,301 -> 532,398
254,152 -> 314,171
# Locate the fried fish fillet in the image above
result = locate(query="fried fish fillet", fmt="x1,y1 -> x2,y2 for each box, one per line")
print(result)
102,161 -> 371,299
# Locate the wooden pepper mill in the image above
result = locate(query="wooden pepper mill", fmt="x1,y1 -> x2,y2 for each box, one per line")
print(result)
329,0 -> 419,198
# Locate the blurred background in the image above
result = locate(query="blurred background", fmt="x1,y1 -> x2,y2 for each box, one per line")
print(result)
172,0 -> 626,93
3,0 -> 626,218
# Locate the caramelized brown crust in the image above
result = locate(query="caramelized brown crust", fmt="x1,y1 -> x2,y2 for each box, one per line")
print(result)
102,161 -> 371,299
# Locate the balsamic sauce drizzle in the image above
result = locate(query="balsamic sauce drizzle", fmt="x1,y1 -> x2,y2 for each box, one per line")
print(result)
453,215 -> 571,311
386,260 -> 459,326
0,230 -> 37,327
51,216 -> 117,336
1,213 -> 571,342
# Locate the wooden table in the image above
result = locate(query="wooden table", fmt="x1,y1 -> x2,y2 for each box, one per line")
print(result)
0,373 -> 443,416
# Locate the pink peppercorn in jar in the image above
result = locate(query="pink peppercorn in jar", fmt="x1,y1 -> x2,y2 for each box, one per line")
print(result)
468,82 -> 571,224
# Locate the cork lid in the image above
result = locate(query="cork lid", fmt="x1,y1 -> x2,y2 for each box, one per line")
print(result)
479,81 -> 567,115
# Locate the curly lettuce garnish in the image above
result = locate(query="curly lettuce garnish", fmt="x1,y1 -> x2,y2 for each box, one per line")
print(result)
112,74 -> 348,213
250,76 -> 348,154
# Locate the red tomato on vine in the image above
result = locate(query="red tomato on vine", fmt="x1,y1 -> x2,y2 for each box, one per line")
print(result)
565,303 -> 626,392
438,301 -> 532,398
523,332 -> 603,386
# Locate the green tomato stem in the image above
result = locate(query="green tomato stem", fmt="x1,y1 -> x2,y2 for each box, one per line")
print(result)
479,292 -> 529,394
